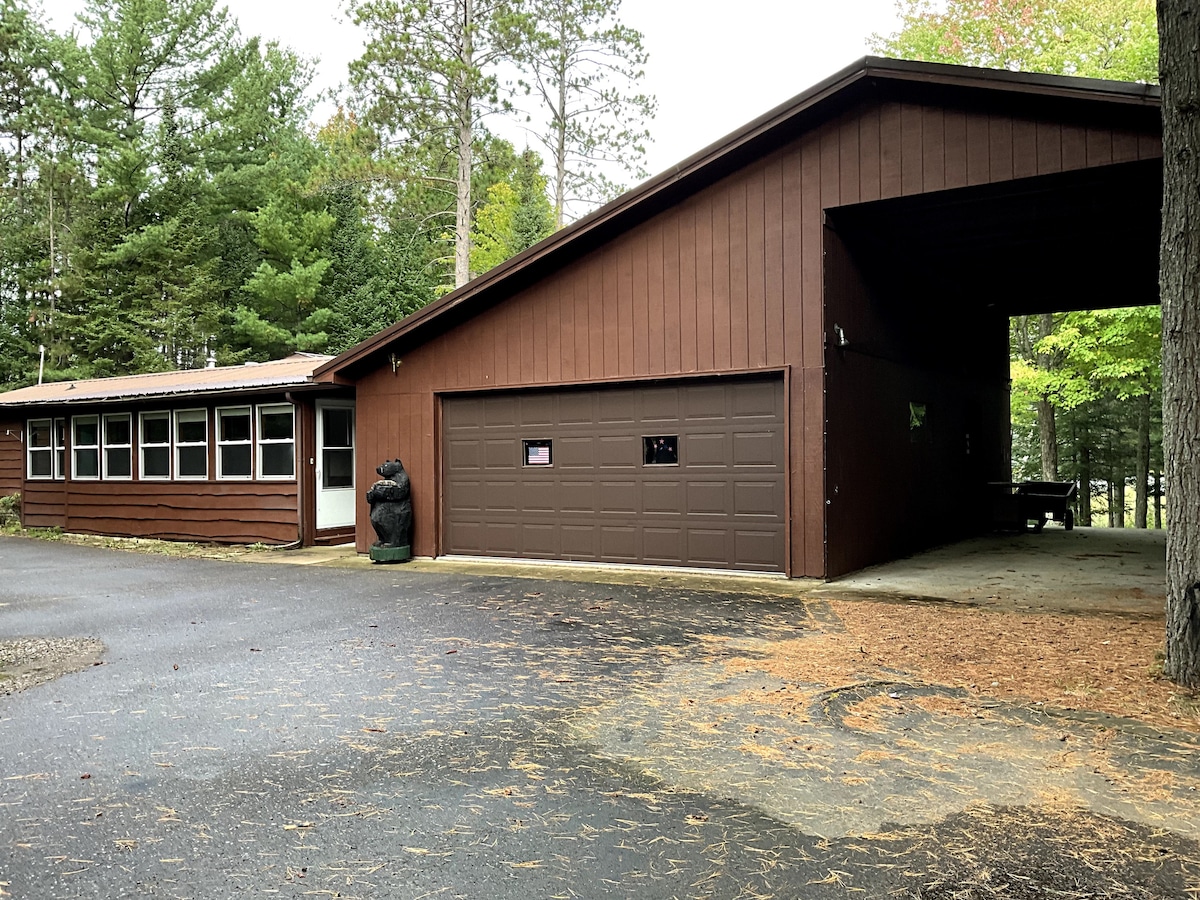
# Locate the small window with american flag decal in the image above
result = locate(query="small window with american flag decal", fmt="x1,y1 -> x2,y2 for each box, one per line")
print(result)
523,440 -> 553,467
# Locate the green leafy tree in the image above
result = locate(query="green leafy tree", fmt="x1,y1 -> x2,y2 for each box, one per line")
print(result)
470,149 -> 553,275
872,0 -> 1158,82
517,0 -> 655,226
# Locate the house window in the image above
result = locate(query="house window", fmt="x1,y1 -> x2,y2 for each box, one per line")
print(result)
175,409 -> 208,479
103,413 -> 132,479
217,407 -> 252,479
258,404 -> 295,479
523,439 -> 552,467
643,435 -> 679,466
27,419 -> 52,479
140,412 -> 171,480
72,416 -> 100,479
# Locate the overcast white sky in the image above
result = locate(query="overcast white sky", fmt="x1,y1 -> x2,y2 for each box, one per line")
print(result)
38,0 -> 902,179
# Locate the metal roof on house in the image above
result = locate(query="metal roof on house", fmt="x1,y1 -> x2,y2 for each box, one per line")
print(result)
314,55 -> 1160,380
0,353 -> 334,407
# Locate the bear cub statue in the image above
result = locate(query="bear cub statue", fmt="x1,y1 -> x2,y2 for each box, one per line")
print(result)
366,459 -> 412,551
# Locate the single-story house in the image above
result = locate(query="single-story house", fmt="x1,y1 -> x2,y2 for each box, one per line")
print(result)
1,57 -> 1163,577
0,354 -> 357,545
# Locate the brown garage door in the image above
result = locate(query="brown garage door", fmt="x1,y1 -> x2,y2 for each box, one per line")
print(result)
442,377 -> 786,572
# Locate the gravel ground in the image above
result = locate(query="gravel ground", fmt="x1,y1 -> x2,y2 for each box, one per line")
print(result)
0,636 -> 104,695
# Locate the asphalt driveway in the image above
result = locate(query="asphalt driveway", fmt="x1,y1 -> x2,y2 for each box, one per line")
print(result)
1,537 -> 1196,899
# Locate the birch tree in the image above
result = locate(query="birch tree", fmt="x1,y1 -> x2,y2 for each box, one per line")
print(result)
348,0 -> 520,288
518,0 -> 654,226
1158,0 -> 1200,688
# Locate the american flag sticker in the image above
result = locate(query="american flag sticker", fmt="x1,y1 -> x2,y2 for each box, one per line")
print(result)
525,441 -> 552,466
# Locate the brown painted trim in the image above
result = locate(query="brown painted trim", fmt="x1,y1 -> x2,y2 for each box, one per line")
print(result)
432,365 -> 791,397
782,364 -> 793,579
432,393 -> 444,560
314,525 -> 355,546
298,399 -> 316,545
315,57 -> 1161,381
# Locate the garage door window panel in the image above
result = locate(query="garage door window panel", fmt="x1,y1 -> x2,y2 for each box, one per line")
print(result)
522,440 -> 552,467
643,435 -> 679,465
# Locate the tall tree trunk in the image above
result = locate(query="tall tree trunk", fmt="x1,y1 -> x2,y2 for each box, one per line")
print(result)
1135,393 -> 1151,528
454,0 -> 475,289
1106,474 -> 1115,528
554,51 -> 568,229
1036,314 -> 1058,481
1154,470 -> 1163,530
1078,443 -> 1092,527
1113,462 -> 1126,528
1037,398 -> 1058,481
1160,0 -> 1200,687
455,112 -> 472,288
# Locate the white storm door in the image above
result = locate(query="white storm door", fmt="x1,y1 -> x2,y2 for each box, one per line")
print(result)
316,401 -> 356,529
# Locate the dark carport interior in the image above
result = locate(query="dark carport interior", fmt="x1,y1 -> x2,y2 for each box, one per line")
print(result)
823,158 -> 1161,576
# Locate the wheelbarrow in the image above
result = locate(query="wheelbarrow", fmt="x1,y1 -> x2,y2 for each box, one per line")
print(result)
990,481 -> 1078,532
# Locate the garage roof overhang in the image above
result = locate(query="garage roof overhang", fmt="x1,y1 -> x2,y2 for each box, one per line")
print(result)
827,157 -> 1163,318
315,57 -> 1161,382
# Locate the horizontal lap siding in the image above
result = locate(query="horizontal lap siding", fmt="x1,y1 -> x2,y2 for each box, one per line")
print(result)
0,420 -> 21,497
22,480 -> 299,543
354,95 -> 1161,577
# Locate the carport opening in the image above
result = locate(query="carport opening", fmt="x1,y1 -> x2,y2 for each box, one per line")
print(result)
1009,307 -> 1163,531
824,159 -> 1162,576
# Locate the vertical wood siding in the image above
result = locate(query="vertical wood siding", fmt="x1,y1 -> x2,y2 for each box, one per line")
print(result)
353,96 -> 1161,576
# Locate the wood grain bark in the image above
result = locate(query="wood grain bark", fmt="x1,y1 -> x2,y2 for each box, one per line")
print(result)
1159,0 -> 1200,687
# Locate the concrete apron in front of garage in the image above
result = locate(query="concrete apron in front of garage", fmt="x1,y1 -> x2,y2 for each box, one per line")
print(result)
242,525 -> 1166,616
238,529 -> 1199,849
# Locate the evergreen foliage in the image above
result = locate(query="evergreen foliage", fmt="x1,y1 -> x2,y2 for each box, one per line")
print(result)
0,0 -> 646,387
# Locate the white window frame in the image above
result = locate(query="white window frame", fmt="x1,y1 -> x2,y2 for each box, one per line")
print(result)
216,406 -> 253,480
102,412 -> 133,480
53,418 -> 66,480
256,403 -> 296,480
174,409 -> 208,480
71,415 -> 100,481
26,418 -> 53,480
139,411 -> 171,481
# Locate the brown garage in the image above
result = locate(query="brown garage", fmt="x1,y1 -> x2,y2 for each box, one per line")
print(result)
316,57 -> 1162,578
442,376 -> 786,571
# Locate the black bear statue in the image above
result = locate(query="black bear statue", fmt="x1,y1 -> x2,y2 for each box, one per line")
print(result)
366,459 -> 412,562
